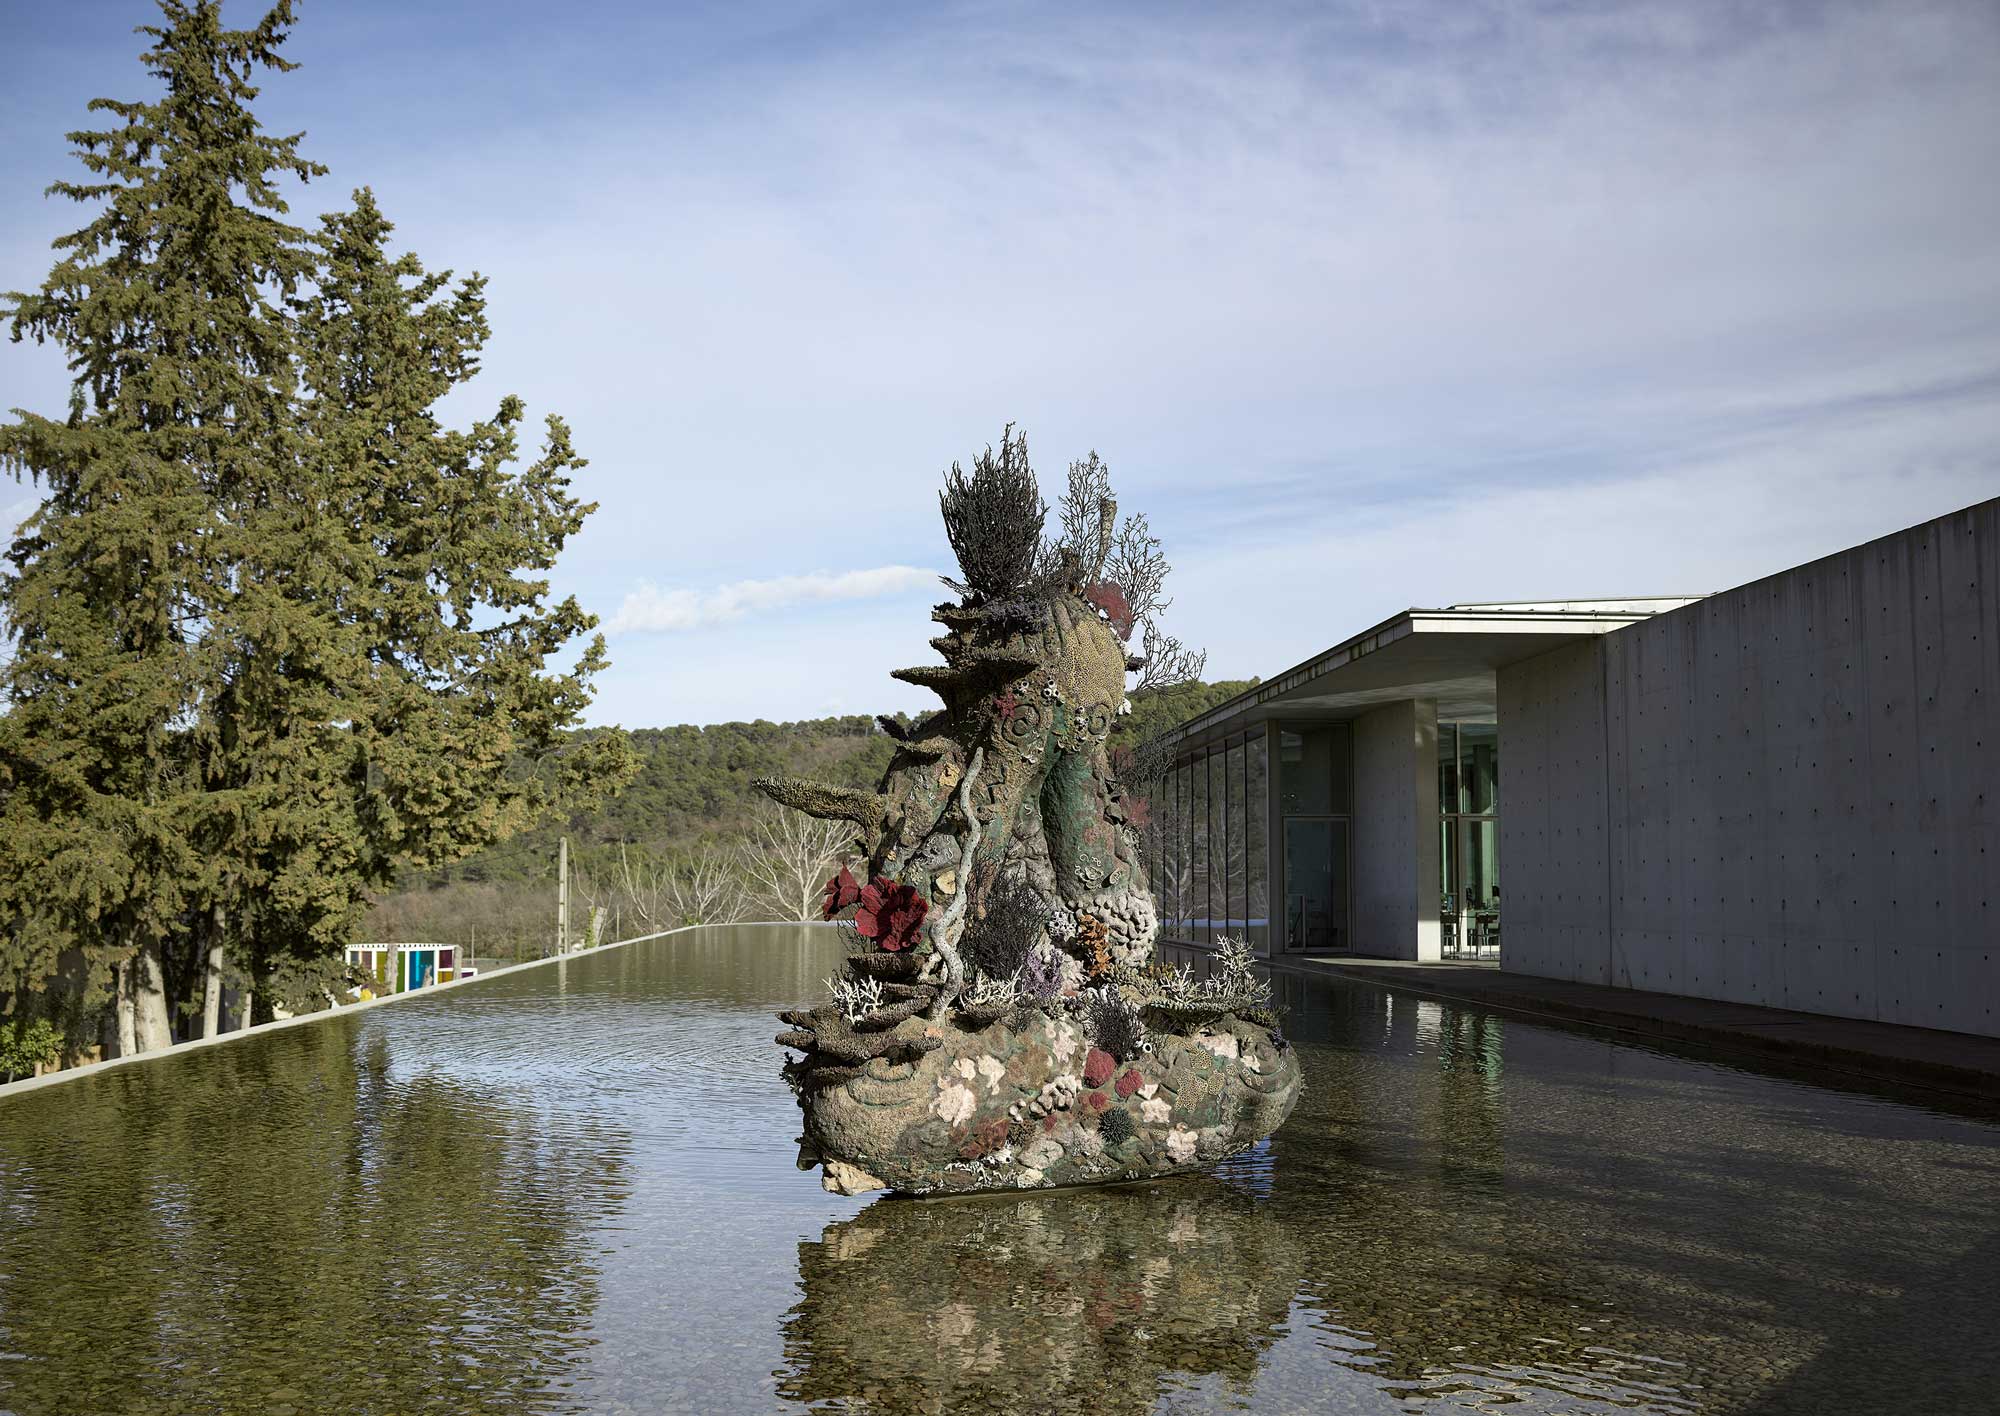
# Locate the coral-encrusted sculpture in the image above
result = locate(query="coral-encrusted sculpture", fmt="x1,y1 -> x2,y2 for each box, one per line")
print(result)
761,427 -> 1301,1195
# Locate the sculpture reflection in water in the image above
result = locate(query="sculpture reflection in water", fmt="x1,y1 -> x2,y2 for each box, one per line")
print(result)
780,1170 -> 1304,1414
779,995 -> 1723,1416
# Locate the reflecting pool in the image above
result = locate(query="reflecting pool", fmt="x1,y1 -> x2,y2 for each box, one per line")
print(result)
3,925 -> 1999,1414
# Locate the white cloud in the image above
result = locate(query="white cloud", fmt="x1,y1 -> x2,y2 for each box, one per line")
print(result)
7,1 -> 1998,725
604,564 -> 941,636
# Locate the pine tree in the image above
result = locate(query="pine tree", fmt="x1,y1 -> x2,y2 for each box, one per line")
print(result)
0,0 -> 324,1052
1,2 -> 631,1050
222,186 -> 632,1015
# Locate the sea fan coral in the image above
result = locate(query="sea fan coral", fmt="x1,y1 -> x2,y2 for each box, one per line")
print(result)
855,876 -> 928,951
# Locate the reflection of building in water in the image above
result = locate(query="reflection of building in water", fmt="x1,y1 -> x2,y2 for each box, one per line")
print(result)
779,1179 -> 1304,1416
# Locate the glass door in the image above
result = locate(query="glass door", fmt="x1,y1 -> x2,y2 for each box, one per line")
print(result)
1439,722 -> 1499,960
1441,815 -> 1499,959
1283,816 -> 1349,952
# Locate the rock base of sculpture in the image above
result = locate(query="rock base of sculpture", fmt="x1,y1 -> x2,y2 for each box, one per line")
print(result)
788,1002 -> 1301,1196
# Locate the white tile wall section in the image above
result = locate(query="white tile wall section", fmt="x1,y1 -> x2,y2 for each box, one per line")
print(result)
1499,497 -> 2000,1037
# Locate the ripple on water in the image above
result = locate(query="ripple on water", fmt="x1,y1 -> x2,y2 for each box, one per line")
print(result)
3,923 -> 2000,1415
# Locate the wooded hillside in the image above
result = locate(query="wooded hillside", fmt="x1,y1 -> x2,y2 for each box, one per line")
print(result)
364,678 -> 1256,959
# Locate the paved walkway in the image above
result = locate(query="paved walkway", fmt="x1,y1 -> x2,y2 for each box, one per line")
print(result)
1275,954 -> 2000,1105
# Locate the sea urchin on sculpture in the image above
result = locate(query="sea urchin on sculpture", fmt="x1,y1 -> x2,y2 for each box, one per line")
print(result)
761,428 -> 1302,1194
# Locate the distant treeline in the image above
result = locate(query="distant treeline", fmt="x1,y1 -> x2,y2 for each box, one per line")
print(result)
366,680 -> 1256,962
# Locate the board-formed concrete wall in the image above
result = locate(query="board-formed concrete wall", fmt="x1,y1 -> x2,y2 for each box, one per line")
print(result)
1500,497 -> 2000,1037
1352,699 -> 1442,960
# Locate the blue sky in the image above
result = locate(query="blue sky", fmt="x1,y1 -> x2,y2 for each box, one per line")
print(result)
5,0 -> 1998,727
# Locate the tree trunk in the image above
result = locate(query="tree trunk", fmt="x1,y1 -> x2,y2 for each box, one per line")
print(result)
114,958 -> 138,1058
200,912 -> 225,1040
113,956 -> 139,1056
130,938 -> 174,1053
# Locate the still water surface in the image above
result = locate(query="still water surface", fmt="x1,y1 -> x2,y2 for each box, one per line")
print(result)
3,925 -> 1998,1415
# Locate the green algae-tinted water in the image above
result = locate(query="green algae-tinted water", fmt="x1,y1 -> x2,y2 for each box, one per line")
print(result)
3,925 -> 1999,1415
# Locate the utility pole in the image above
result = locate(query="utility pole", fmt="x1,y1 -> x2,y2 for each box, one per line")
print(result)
556,835 -> 571,957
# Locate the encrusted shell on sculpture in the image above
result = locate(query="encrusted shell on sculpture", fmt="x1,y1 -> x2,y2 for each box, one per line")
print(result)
800,1012 -> 1301,1196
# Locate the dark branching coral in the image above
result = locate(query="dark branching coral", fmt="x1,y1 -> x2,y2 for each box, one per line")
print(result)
964,873 -> 1045,983
1085,987 -> 1148,1061
939,424 -> 1046,601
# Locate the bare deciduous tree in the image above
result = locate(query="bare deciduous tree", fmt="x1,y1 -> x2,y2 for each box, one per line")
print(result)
740,809 -> 853,922
569,859 -> 617,948
617,844 -> 747,930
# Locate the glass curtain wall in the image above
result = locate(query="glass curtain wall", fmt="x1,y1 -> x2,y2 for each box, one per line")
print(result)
1278,724 -> 1351,952
1147,730 -> 1268,949
1439,722 -> 1500,960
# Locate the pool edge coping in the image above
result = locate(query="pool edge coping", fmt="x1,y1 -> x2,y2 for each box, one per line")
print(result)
0,922 -> 825,1101
1169,940 -> 2000,1107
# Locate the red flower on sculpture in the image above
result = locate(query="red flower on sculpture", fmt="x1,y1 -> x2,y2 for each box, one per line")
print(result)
1084,581 -> 1135,639
855,875 -> 928,952
820,864 -> 862,920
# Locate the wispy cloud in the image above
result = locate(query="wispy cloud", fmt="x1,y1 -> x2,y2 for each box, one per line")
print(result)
605,565 -> 940,636
5,1 -> 1997,725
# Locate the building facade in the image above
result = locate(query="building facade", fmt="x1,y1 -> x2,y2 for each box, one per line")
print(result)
1145,495 -> 1998,1038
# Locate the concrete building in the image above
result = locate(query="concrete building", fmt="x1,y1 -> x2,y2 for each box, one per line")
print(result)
1146,495 -> 1999,1038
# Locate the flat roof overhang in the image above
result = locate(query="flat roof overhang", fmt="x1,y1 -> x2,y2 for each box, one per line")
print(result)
1157,598 -> 1703,755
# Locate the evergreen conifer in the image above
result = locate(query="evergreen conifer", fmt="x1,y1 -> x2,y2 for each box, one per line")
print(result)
1,1 -> 631,1050
1,0 -> 324,1051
